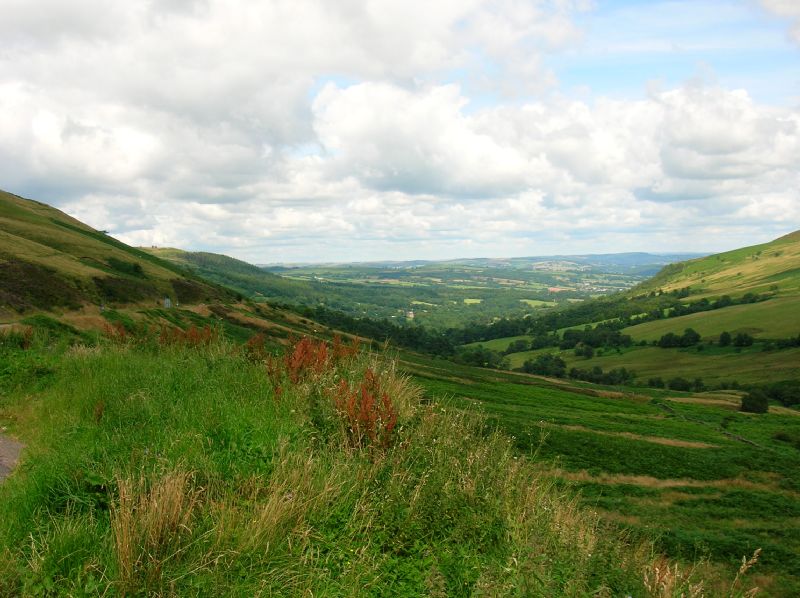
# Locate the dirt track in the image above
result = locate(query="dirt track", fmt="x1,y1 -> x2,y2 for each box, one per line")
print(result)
0,433 -> 23,482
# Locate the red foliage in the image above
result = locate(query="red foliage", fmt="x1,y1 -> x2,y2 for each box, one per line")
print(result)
158,324 -> 216,347
243,333 -> 268,362
264,335 -> 362,403
283,336 -> 329,383
333,369 -> 397,450
332,334 -> 360,361
102,322 -> 128,343
277,335 -> 361,382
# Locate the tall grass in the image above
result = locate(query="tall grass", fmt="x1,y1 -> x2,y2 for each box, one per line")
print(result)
0,332 -> 756,595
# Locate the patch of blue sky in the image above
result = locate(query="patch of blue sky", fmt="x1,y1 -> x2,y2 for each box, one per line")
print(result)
548,0 -> 799,104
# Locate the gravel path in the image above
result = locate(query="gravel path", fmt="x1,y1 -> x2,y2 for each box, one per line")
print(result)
0,433 -> 23,482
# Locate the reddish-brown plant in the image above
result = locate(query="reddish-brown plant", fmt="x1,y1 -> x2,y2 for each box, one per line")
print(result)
102,322 -> 128,344
158,324 -> 216,348
243,333 -> 268,362
333,369 -> 398,450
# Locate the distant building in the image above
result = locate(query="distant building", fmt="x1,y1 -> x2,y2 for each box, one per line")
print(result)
164,297 -> 172,309
406,310 -> 415,320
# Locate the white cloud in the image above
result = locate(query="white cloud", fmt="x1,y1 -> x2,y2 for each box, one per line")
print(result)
0,0 -> 797,262
760,0 -> 800,43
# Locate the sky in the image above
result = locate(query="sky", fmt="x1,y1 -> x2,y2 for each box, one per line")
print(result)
1,0 -> 799,263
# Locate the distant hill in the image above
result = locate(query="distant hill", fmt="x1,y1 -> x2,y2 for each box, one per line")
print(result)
484,229 -> 800,387
0,190 -> 233,316
264,252 -> 705,277
144,247 -> 329,306
636,230 -> 800,299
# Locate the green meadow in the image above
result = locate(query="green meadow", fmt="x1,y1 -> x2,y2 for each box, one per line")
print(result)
623,297 -> 800,341
399,354 -> 800,596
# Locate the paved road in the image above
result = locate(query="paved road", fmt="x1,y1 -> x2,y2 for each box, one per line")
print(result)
0,434 -> 23,482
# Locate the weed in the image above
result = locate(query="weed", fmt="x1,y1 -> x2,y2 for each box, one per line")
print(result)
332,369 -> 398,450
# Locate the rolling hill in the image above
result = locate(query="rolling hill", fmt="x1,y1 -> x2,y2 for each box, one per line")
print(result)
476,229 -> 800,387
0,190 -> 233,317
636,230 -> 800,299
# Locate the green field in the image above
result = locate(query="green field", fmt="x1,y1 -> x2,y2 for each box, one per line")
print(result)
462,334 -> 534,352
505,344 -> 800,386
399,354 -> 800,596
520,299 -> 557,307
623,297 -> 800,341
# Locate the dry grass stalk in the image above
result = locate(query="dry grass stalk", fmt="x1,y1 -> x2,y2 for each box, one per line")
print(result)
643,558 -> 705,597
111,470 -> 199,590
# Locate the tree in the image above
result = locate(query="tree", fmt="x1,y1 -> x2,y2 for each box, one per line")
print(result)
522,354 -> 567,378
667,377 -> 692,391
680,328 -> 701,347
658,332 -> 681,348
741,390 -> 768,413
733,332 -> 754,347
504,339 -> 530,355
719,331 -> 731,347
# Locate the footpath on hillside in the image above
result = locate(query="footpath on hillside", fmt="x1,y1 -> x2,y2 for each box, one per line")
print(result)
0,433 -> 23,482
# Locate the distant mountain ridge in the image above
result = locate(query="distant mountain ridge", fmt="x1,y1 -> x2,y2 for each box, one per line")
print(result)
262,252 -> 705,273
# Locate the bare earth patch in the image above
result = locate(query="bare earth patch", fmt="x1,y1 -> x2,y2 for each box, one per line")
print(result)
540,422 -> 720,449
551,468 -> 800,496
0,433 -> 23,482
666,396 -> 740,409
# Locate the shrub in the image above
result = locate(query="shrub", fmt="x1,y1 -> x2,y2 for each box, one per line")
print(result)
332,369 -> 398,450
741,390 -> 769,414
667,377 -> 692,391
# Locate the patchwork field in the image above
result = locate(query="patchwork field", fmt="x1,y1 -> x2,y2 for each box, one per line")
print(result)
399,354 -> 800,596
504,344 -> 800,386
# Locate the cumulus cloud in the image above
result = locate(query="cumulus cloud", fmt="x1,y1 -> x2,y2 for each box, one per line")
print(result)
0,0 -> 797,261
760,0 -> 800,43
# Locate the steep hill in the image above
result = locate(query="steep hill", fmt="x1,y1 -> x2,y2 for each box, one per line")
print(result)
621,230 -> 800,344
0,190 -> 233,316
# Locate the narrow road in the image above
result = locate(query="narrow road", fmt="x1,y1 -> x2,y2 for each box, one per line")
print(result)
0,434 -> 23,482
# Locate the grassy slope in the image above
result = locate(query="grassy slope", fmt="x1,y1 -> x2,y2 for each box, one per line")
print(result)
497,230 -> 800,385
504,344 -> 800,386
623,297 -> 800,341
637,230 -> 800,298
0,296 -> 781,594
399,354 -> 800,596
0,190 -> 231,315
0,331 -> 727,597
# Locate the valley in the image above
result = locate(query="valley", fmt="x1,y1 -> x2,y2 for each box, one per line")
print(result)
149,246 -> 698,329
1,190 -> 798,595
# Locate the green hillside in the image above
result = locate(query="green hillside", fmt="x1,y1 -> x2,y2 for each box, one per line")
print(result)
480,230 -> 800,389
637,230 -> 800,299
145,247 -> 325,305
0,190 -> 232,316
623,296 -> 800,341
